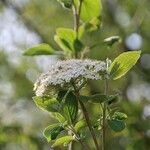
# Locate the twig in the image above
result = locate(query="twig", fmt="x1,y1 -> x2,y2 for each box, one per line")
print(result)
102,79 -> 108,150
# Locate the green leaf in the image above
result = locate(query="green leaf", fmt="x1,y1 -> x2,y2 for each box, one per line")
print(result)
112,112 -> 128,121
107,94 -> 119,105
57,90 -> 68,103
108,119 -> 126,132
74,120 -> 86,132
54,113 -> 66,124
79,95 -> 91,102
104,36 -> 121,47
79,17 -> 101,36
109,51 -> 141,80
43,123 -> 64,142
55,28 -> 84,52
52,136 -> 74,147
63,92 -> 78,124
24,43 -> 54,56
80,0 -> 102,22
33,96 -> 60,112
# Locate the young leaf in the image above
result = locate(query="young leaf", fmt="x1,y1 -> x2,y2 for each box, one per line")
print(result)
112,112 -> 128,121
24,43 -> 54,56
33,96 -> 60,112
52,136 -> 75,147
55,28 -> 84,52
43,123 -> 64,142
74,120 -> 86,132
54,113 -> 66,124
79,17 -> 101,36
63,92 -> 78,124
109,51 -> 141,80
108,119 -> 126,132
80,0 -> 102,22
104,36 -> 121,47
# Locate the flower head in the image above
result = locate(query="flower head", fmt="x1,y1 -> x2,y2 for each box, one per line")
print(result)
34,59 -> 107,96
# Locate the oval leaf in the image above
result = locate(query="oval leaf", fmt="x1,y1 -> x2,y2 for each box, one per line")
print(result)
112,112 -> 128,121
108,119 -> 126,132
54,113 -> 66,124
80,0 -> 102,22
24,43 -> 54,56
52,136 -> 74,147
55,28 -> 83,52
63,92 -> 78,124
43,123 -> 64,142
109,51 -> 141,80
33,96 -> 60,112
74,120 -> 86,132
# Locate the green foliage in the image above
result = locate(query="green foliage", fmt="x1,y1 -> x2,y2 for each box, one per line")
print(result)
108,119 -> 126,132
57,90 -> 68,103
63,92 -> 78,124
54,28 -> 84,52
54,113 -> 66,124
107,94 -> 119,105
109,51 -> 141,80
33,96 -> 60,112
52,135 -> 75,147
24,43 -> 54,56
80,0 -> 102,22
112,112 -> 127,120
43,123 -> 64,142
84,17 -> 101,32
74,120 -> 86,132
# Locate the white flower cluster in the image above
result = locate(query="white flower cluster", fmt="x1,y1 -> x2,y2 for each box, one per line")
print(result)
34,59 -> 107,96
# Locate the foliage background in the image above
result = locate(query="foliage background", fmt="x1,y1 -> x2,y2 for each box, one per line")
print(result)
0,0 -> 150,149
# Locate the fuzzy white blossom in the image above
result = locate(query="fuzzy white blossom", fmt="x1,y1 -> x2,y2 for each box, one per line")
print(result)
34,59 -> 107,96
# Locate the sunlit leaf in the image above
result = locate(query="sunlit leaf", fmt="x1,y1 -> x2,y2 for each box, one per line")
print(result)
80,0 -> 102,22
24,43 -> 54,56
54,113 -> 66,124
33,96 -> 60,112
74,120 -> 86,132
79,17 -> 101,37
112,112 -> 128,120
109,51 -> 141,80
52,136 -> 75,147
55,28 -> 84,52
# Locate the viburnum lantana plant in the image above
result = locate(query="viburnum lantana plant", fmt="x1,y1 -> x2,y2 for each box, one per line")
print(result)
24,0 -> 141,150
